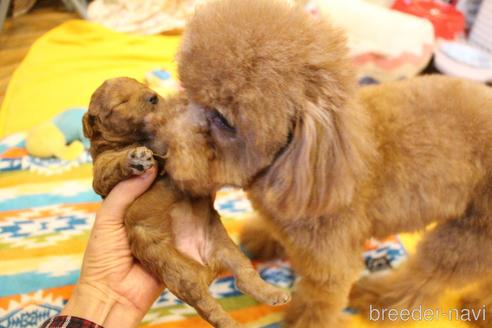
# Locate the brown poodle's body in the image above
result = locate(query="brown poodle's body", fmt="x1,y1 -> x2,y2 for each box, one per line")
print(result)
83,77 -> 290,328
143,1 -> 492,327
248,76 -> 492,327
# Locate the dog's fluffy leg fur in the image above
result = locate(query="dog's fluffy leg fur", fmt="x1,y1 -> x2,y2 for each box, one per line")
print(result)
275,219 -> 365,328
350,218 -> 492,320
239,216 -> 285,261
283,256 -> 359,328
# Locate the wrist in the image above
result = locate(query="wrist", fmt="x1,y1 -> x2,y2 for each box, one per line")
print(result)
62,282 -> 146,328
61,282 -> 117,326
103,303 -> 145,328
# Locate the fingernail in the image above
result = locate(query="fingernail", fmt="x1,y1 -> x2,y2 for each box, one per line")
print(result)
140,170 -> 154,179
140,172 -> 151,179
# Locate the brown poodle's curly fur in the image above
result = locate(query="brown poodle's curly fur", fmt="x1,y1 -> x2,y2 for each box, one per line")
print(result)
144,0 -> 492,327
83,77 -> 290,328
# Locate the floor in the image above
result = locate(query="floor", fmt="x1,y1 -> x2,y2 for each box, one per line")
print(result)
0,1 -> 76,106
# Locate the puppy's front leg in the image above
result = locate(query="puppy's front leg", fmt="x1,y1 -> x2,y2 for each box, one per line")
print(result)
92,146 -> 155,196
283,224 -> 365,328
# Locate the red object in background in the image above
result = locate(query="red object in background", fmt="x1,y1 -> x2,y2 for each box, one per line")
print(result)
392,0 -> 465,40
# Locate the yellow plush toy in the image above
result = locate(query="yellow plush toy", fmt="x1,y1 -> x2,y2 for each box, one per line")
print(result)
25,108 -> 89,161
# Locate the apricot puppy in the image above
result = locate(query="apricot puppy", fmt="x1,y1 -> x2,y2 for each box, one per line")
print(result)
83,77 -> 290,328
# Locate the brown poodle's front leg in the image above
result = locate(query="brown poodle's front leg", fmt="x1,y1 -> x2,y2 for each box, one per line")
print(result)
282,227 -> 365,328
92,146 -> 155,196
239,215 -> 285,261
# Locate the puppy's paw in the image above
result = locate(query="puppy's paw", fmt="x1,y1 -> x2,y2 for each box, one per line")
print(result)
128,147 -> 154,175
237,274 -> 291,307
264,288 -> 291,306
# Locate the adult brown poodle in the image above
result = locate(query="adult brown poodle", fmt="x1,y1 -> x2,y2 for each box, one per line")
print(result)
145,0 -> 492,327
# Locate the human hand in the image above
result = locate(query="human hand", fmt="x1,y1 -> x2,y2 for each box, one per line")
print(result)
62,167 -> 164,327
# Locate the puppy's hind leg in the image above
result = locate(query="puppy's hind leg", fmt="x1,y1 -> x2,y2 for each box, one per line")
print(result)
163,260 -> 243,328
128,222 -> 242,328
126,195 -> 241,328
350,217 -> 492,321
210,215 -> 291,306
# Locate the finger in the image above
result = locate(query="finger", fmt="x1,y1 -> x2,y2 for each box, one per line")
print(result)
97,167 -> 157,223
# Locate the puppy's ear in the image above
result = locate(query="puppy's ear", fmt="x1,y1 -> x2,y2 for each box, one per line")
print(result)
82,112 -> 95,139
262,100 -> 369,219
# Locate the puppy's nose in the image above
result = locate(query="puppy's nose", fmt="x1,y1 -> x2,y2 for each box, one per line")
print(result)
147,94 -> 159,105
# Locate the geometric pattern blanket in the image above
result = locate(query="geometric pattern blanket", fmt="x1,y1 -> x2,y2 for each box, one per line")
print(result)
0,132 -> 407,328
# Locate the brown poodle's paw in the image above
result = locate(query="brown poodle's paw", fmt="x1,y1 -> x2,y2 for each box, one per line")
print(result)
349,273 -> 435,322
284,299 -> 349,328
239,221 -> 284,260
459,296 -> 490,328
128,147 -> 154,175
349,275 -> 385,317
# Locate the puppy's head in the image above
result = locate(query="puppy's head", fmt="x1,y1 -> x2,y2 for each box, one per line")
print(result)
148,0 -> 370,217
84,77 -> 163,144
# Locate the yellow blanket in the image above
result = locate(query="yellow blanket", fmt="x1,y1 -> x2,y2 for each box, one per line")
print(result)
0,20 -> 180,136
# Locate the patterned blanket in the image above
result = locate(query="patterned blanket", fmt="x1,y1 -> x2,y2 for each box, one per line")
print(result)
0,131 -> 407,328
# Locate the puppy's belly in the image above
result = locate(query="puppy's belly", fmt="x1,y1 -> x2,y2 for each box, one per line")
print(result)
171,202 -> 213,265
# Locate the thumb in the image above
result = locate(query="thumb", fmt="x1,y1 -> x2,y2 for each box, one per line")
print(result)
96,167 -> 157,223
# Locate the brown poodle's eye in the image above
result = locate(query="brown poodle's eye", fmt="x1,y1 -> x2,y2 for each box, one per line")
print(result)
211,110 -> 235,134
147,94 -> 159,105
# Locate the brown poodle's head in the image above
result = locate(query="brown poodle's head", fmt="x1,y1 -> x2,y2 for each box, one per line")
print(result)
147,0 -> 371,217
83,77 -> 163,144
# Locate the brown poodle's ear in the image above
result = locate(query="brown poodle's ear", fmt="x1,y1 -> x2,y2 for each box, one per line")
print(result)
261,100 -> 369,219
82,112 -> 95,139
